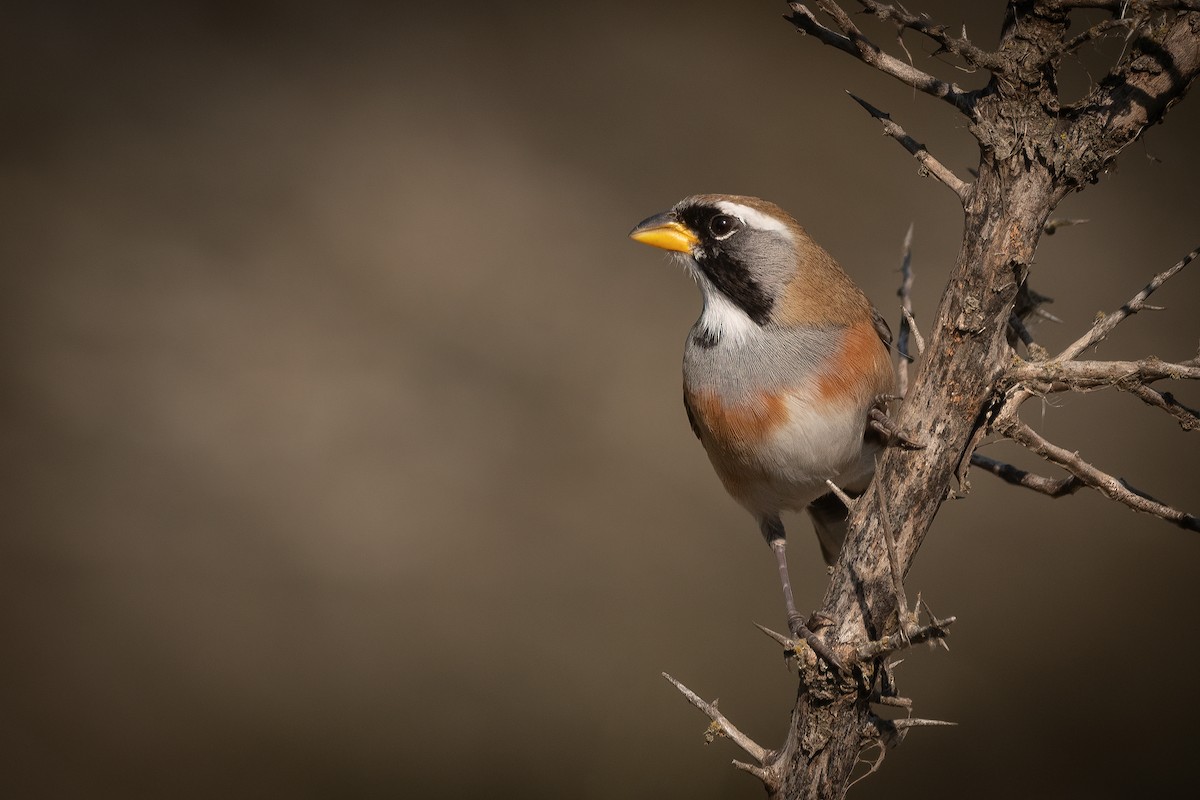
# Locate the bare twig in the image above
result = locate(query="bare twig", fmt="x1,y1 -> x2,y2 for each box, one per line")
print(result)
732,760 -> 775,783
884,717 -> 957,730
1007,313 -> 1048,360
1058,18 -> 1136,56
917,596 -> 951,652
870,692 -> 914,708
764,586 -> 954,666
979,245 -> 1200,522
847,92 -> 971,201
1010,357 -> 1200,390
786,2 -> 976,114
902,307 -> 925,355
1124,384 -> 1200,431
969,452 -> 1085,497
754,622 -> 795,649
875,476 -> 911,637
997,417 -> 1200,531
866,715 -> 956,752
661,673 -> 769,765
873,714 -> 955,753
994,245 -> 1200,428
1044,218 -> 1090,235
857,614 -> 956,661
856,0 -> 1004,70
1056,245 -> 1199,361
897,223 -> 916,396
825,479 -> 859,509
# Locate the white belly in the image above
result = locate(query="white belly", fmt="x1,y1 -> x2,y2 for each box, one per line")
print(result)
714,392 -> 875,516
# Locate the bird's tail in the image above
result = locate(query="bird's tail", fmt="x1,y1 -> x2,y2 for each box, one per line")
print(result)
807,490 -> 855,566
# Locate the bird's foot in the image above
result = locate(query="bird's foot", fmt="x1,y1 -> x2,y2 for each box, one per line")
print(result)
869,407 -> 925,450
787,612 -> 846,675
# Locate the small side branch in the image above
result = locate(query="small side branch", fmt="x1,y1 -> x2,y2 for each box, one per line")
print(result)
981,246 -> 1200,527
874,717 -> 957,733
1010,357 -> 1200,391
824,479 -> 859,509
870,716 -> 957,750
970,453 -> 1085,498
857,613 -> 956,661
1056,245 -> 1199,361
1124,384 -> 1200,432
856,0 -> 1003,71
786,2 -> 976,115
998,417 -> 1200,531
1009,356 -> 1200,429
1057,17 -> 1135,57
1044,218 -> 1089,235
847,92 -> 971,201
897,223 -> 917,396
662,673 -> 770,767
875,477 -> 911,636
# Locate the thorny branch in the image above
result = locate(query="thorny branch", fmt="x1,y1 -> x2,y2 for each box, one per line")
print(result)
968,244 -> 1200,530
856,610 -> 956,661
847,92 -> 972,201
1124,383 -> 1200,431
856,0 -> 1004,71
1057,17 -> 1135,56
1056,247 -> 1199,362
661,673 -> 771,775
786,1 -> 977,113
969,452 -> 1085,497
996,416 -> 1200,531
1010,357 -> 1200,391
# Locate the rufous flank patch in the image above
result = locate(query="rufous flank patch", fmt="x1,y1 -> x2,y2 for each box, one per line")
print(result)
685,388 -> 790,447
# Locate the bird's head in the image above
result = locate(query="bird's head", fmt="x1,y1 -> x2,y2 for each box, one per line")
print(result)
630,194 -> 870,341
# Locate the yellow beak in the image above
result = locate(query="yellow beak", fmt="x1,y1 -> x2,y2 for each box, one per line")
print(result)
628,212 -> 698,253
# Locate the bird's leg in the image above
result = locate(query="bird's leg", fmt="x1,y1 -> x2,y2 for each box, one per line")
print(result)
769,538 -> 803,633
761,516 -> 846,674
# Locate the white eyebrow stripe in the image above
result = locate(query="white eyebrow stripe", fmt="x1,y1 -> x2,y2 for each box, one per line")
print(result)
714,200 -> 793,238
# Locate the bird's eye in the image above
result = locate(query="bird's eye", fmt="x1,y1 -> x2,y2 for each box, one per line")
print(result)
708,214 -> 741,240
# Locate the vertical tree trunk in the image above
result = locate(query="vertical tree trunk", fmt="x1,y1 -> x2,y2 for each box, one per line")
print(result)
773,161 -> 1062,797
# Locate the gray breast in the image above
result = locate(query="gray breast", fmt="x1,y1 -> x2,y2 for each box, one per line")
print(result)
682,323 -> 843,401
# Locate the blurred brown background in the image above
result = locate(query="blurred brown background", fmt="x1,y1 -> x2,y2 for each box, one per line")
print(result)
2,1 -> 1197,798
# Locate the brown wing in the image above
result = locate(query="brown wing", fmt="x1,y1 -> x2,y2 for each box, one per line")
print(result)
871,306 -> 893,349
872,306 -> 913,363
807,491 -> 851,566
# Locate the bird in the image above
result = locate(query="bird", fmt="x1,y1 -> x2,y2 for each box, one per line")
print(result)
628,194 -> 897,671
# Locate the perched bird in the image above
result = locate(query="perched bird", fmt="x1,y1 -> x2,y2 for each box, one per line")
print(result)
629,194 -> 896,669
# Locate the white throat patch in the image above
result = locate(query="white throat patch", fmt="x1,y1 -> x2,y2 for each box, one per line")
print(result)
698,284 -> 758,345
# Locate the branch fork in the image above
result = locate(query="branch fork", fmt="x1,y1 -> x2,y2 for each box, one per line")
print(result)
966,244 -> 1200,531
